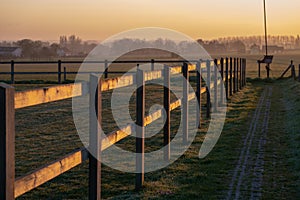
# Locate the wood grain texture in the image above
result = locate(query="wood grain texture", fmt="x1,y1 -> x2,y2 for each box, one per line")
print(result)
14,148 -> 87,198
15,82 -> 88,109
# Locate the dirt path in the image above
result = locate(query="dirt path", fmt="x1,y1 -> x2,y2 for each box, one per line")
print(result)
226,86 -> 273,200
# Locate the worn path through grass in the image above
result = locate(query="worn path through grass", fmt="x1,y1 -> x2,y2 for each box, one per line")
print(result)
226,79 -> 300,199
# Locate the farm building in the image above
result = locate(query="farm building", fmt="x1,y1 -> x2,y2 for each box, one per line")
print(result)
0,46 -> 22,57
250,44 -> 261,54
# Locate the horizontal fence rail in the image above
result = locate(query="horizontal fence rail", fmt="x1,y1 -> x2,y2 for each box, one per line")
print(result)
0,58 -> 246,199
0,59 -> 209,84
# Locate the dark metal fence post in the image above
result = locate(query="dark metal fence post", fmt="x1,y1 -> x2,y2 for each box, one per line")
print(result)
104,60 -> 108,79
196,61 -> 202,128
213,59 -> 218,112
220,58 -> 224,105
10,60 -> 15,84
233,58 -> 237,93
89,74 -> 102,200
151,59 -> 155,71
229,58 -> 233,96
239,58 -> 243,90
136,68 -> 145,190
298,64 -> 300,82
225,58 -> 229,99
244,59 -> 247,86
58,60 -> 62,84
163,65 -> 170,161
206,60 -> 211,118
0,83 -> 15,200
236,58 -> 239,92
182,62 -> 189,144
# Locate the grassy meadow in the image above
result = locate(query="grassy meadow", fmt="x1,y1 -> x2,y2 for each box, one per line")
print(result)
1,52 -> 299,199
12,78 -> 300,199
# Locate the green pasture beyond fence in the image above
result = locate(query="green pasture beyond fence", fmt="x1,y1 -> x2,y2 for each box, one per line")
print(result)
0,58 -> 246,199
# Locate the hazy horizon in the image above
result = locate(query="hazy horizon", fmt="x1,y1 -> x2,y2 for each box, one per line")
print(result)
1,0 -> 300,42
1,34 -> 300,44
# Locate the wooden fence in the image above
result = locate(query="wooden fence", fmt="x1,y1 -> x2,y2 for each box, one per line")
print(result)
0,58 -> 246,199
279,60 -> 300,82
0,60 -> 117,83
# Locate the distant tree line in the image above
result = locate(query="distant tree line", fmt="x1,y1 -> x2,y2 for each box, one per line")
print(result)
1,34 -> 300,59
0,35 -> 97,59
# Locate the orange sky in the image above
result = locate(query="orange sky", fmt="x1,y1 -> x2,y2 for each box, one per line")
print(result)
1,0 -> 300,41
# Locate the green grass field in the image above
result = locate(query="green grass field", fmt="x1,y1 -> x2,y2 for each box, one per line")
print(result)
12,77 -> 300,199
1,52 -> 300,199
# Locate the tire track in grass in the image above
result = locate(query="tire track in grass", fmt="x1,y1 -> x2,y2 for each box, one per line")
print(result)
226,87 -> 270,200
250,87 -> 272,199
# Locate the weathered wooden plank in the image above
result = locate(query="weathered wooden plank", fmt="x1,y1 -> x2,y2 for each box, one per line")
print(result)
15,82 -> 88,109
170,66 -> 182,74
201,87 -> 207,94
14,148 -> 88,198
188,64 -> 196,71
0,83 -> 15,200
144,70 -> 163,81
101,124 -> 134,150
101,75 -> 135,91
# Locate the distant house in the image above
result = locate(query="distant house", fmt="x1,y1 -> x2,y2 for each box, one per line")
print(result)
56,47 -> 72,57
0,47 -> 22,57
250,44 -> 260,55
262,45 -> 284,54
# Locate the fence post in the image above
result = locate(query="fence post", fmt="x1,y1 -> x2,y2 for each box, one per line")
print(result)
239,58 -> 242,90
233,58 -> 237,93
58,60 -> 62,84
196,61 -> 202,128
258,62 -> 261,78
229,58 -> 233,96
104,60 -> 108,79
151,59 -> 155,71
89,74 -> 102,200
298,64 -> 300,82
236,58 -> 239,92
163,65 -> 170,161
225,58 -> 229,99
0,83 -> 15,200
241,59 -> 244,87
244,59 -> 247,86
206,60 -> 211,118
182,62 -> 189,144
220,58 -> 224,105
63,67 -> 67,82
10,60 -> 15,84
291,61 -> 296,79
136,68 -> 145,190
213,59 -> 218,112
